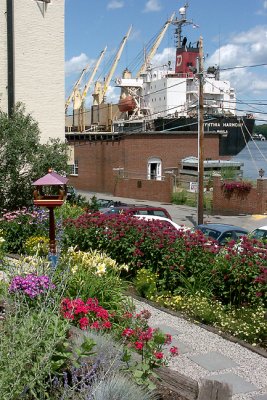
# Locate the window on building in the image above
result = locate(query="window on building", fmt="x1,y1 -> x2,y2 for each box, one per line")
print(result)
147,157 -> 162,180
70,159 -> 78,175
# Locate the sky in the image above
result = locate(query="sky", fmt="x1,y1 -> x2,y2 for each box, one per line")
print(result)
65,0 -> 267,124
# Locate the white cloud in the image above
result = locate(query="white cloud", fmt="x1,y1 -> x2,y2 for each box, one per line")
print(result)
264,1 -> 267,9
208,26 -> 267,67
206,25 -> 267,98
107,0 -> 124,9
151,47 -> 176,68
65,53 -> 92,76
143,0 -> 161,13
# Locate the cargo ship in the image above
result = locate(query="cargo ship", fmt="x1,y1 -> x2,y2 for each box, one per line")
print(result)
111,3 -> 255,156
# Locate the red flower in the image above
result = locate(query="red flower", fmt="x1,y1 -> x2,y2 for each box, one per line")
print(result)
134,341 -> 144,350
103,321 -> 112,329
139,327 -> 153,342
122,328 -> 135,337
164,334 -> 172,345
79,317 -> 89,330
154,351 -> 164,359
63,311 -> 74,320
123,312 -> 133,319
91,321 -> 100,329
96,308 -> 109,320
170,346 -> 179,356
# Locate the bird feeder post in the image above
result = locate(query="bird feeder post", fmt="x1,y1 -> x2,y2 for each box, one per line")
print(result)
32,169 -> 68,265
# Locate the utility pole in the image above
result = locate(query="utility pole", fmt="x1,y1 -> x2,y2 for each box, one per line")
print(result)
197,36 -> 204,225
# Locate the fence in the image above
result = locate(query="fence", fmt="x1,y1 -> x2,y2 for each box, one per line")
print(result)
212,176 -> 267,215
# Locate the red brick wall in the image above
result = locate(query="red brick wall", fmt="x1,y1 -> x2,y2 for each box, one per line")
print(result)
114,176 -> 173,203
68,133 -> 220,200
212,176 -> 267,214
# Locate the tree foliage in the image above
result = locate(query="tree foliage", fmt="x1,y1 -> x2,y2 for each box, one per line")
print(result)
254,124 -> 267,137
0,104 -> 70,211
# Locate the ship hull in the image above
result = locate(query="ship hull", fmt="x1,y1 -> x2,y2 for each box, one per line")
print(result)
154,115 -> 255,156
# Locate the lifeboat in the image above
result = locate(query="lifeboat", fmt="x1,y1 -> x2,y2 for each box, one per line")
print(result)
118,95 -> 136,112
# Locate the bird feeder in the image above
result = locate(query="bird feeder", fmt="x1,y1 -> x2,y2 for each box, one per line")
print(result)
32,169 -> 68,255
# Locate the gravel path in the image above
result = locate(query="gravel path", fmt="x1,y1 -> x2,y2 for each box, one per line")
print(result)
134,299 -> 267,400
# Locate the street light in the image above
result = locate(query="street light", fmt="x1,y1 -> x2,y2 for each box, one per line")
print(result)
259,168 -> 265,178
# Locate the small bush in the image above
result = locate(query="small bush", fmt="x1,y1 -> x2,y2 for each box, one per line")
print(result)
24,236 -> 49,256
135,269 -> 158,298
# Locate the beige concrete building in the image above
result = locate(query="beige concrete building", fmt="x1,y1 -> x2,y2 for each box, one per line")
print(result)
0,0 -> 65,143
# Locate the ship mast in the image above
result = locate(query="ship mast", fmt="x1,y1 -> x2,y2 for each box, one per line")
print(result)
172,3 -> 196,49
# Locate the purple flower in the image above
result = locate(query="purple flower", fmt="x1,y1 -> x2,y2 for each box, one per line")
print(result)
9,274 -> 55,298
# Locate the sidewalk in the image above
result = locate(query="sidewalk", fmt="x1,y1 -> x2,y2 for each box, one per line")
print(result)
133,298 -> 267,400
78,190 -> 267,231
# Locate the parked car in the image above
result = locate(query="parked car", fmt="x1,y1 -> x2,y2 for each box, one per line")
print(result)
134,215 -> 182,230
96,199 -> 128,208
99,205 -> 172,220
250,225 -> 267,242
195,223 -> 248,245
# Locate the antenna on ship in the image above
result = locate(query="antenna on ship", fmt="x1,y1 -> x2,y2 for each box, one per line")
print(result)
172,2 -> 198,48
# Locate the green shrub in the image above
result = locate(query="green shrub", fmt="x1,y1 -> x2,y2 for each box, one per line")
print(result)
0,308 -> 70,399
172,190 -> 187,205
58,249 -> 129,312
24,236 -> 49,256
153,292 -> 266,347
91,373 -> 158,400
0,208 -> 48,254
135,268 -> 158,298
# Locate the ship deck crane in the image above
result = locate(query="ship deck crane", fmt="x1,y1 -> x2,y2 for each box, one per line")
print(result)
92,26 -> 132,106
77,47 -> 107,130
136,12 -> 175,77
65,64 -> 90,113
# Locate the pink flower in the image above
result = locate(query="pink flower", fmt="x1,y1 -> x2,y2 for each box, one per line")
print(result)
63,311 -> 74,320
139,327 -> 153,342
255,292 -> 263,297
103,321 -> 112,329
134,341 -> 144,350
91,321 -> 100,329
79,317 -> 89,330
154,351 -> 164,359
122,328 -> 135,337
164,334 -> 172,345
170,346 -> 179,356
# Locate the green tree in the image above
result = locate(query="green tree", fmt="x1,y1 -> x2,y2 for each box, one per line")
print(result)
0,104 -> 70,211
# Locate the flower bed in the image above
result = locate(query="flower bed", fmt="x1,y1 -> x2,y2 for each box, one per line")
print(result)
221,181 -> 252,198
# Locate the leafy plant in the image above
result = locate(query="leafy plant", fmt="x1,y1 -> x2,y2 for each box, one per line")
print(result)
0,208 -> 49,254
135,269 -> 158,298
172,190 -> 188,205
221,180 -> 252,198
91,373 -> 158,400
0,308 -> 71,399
58,249 -> 128,311
24,236 -> 49,256
0,104 -> 70,211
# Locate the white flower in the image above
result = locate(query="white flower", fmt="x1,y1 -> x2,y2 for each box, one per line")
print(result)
96,263 -> 106,276
0,270 -> 8,282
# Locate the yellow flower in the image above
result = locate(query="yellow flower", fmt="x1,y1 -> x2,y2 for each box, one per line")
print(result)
96,263 -> 106,276
71,265 -> 78,274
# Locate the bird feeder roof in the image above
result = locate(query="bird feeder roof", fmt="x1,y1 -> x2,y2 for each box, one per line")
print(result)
32,171 -> 68,186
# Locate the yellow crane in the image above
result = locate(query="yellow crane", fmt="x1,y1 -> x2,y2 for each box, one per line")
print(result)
65,64 -> 90,113
77,47 -> 107,131
78,46 -> 107,110
92,26 -> 132,106
136,12 -> 175,77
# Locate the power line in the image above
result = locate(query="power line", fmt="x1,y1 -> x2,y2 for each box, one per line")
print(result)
220,63 -> 267,71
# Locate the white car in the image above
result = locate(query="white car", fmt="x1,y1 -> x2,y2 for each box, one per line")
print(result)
133,215 -> 187,232
250,225 -> 267,241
